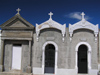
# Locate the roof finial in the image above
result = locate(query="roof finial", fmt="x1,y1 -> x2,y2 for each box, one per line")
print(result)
48,12 -> 53,20
81,12 -> 85,20
16,8 -> 21,15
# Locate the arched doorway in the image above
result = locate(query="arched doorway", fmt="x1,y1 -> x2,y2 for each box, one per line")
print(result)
44,44 -> 55,73
78,45 -> 88,73
42,41 -> 58,74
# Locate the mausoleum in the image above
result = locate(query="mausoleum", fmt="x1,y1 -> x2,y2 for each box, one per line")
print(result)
0,8 -> 99,75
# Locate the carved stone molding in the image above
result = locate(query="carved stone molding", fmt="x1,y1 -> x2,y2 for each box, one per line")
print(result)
36,12 -> 66,42
69,12 -> 99,42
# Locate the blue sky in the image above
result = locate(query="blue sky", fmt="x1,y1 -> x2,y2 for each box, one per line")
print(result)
0,0 -> 100,27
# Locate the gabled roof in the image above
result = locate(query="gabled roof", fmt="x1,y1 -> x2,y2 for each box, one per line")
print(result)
0,14 -> 34,29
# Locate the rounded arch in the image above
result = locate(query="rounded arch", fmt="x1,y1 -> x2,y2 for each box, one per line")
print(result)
42,41 -> 58,52
42,41 -> 58,74
75,42 -> 91,52
75,42 -> 92,73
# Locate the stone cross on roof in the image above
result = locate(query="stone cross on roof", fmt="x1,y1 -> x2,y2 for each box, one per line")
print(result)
16,8 -> 21,15
81,12 -> 85,20
48,12 -> 53,20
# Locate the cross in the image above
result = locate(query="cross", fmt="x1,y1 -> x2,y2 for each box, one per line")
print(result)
48,12 -> 53,19
81,12 -> 85,20
16,8 -> 21,14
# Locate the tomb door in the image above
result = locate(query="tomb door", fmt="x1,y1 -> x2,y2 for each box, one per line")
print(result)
45,44 -> 55,73
12,44 -> 22,70
78,45 -> 88,73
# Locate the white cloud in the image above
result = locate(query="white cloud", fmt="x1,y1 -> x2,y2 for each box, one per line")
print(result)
66,12 -> 90,20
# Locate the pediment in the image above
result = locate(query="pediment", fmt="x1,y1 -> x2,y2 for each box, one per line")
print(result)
69,20 -> 98,33
38,19 -> 63,29
36,19 -> 66,33
5,19 -> 29,28
0,14 -> 34,29
69,12 -> 99,42
9,20 -> 27,27
69,12 -> 99,34
36,18 -> 66,42
36,12 -> 66,40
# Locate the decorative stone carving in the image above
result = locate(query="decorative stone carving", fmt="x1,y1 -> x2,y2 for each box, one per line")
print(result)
69,12 -> 99,42
36,12 -> 66,42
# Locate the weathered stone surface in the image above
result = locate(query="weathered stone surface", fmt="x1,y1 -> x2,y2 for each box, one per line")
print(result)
26,66 -> 31,73
0,12 -> 99,75
2,31 -> 32,38
0,72 -> 32,75
0,65 -> 3,72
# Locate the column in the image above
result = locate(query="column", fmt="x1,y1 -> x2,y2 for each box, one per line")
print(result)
0,40 -> 4,72
29,40 -> 31,66
26,40 -> 31,73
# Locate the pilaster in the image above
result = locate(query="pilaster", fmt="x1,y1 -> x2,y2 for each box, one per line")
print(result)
26,40 -> 32,73
0,40 -> 4,72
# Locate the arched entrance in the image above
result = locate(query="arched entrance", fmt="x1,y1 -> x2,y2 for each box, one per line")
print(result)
78,45 -> 88,73
44,44 -> 55,73
42,41 -> 58,74
75,42 -> 91,74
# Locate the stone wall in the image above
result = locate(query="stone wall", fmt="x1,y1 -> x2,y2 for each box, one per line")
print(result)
33,28 -> 98,70
33,28 -> 71,69
71,29 -> 98,69
3,40 -> 30,72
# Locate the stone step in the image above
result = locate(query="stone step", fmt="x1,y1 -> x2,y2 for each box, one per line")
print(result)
77,74 -> 89,75
33,74 -> 54,75
77,74 -> 96,75
0,72 -> 32,75
0,73 -> 96,75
